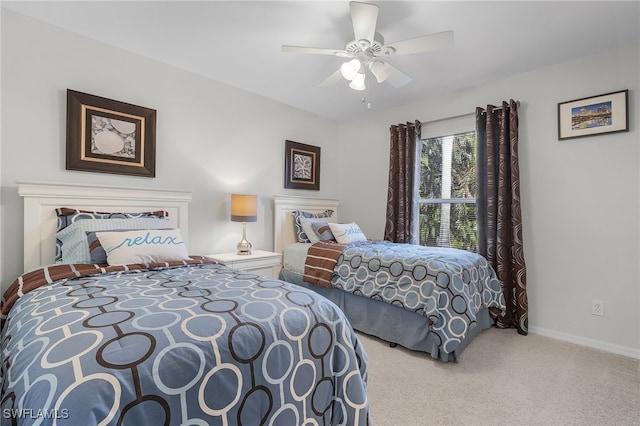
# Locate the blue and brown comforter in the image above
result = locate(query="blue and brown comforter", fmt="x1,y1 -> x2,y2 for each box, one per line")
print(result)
0,258 -> 370,425
304,241 -> 505,355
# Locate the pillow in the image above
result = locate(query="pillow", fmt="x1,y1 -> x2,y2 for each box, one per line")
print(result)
87,231 -> 108,264
55,208 -> 168,262
310,222 -> 335,242
86,228 -> 170,264
329,222 -> 367,244
292,209 -> 334,243
96,229 -> 190,265
299,217 -> 333,243
56,218 -> 171,264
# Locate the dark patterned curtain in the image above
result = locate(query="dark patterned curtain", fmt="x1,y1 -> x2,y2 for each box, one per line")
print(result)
476,100 -> 528,335
384,121 -> 420,244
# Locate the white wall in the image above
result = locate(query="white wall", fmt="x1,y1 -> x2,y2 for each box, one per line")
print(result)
0,10 -> 339,290
337,45 -> 640,357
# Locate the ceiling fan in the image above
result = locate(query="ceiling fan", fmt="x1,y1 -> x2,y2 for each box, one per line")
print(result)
281,1 -> 454,91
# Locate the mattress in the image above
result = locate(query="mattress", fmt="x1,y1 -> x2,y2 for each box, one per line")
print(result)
282,242 -> 312,274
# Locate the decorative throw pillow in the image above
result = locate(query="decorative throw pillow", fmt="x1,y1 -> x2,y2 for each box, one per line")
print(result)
291,209 -> 334,243
329,222 -> 367,244
86,231 -> 108,264
86,228 -> 170,264
299,217 -> 333,243
56,218 -> 171,264
55,208 -> 168,262
95,229 -> 190,265
310,222 -> 335,242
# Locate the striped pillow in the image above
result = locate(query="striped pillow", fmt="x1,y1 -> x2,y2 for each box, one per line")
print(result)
310,222 -> 335,242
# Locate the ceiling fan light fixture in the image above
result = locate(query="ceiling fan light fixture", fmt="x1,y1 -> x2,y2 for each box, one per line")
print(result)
340,58 -> 361,80
369,60 -> 390,83
349,72 -> 366,90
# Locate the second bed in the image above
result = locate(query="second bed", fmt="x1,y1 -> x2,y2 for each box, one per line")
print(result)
274,196 -> 505,362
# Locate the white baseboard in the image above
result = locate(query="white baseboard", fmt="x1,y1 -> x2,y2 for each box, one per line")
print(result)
529,326 -> 640,360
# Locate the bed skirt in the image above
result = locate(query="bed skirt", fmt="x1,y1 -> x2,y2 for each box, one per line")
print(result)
280,268 -> 493,362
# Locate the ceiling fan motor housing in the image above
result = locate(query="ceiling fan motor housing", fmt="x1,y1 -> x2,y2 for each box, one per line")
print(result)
345,32 -> 393,58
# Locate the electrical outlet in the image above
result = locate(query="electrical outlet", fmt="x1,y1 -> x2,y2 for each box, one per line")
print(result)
592,300 -> 604,316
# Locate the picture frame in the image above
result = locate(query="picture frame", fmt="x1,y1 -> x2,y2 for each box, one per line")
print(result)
66,89 -> 157,177
558,89 -> 629,140
284,140 -> 320,190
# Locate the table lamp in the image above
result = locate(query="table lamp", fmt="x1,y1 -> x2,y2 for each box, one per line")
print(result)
230,194 -> 257,255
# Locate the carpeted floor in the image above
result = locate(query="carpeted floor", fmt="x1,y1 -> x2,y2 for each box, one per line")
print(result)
360,328 -> 640,426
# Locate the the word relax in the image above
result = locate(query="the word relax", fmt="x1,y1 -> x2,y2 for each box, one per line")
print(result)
107,232 -> 184,253
342,226 -> 362,235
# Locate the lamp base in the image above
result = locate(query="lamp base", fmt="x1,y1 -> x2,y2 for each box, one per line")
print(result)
236,221 -> 252,255
236,239 -> 252,255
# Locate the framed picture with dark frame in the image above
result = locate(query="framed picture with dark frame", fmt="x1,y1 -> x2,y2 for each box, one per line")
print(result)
558,89 -> 629,140
284,140 -> 320,190
66,89 -> 157,177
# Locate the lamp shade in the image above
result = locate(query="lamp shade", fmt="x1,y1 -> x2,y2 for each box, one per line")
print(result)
230,194 -> 257,222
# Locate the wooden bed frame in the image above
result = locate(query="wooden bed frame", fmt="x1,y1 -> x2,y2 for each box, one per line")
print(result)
273,195 -> 340,253
18,181 -> 191,272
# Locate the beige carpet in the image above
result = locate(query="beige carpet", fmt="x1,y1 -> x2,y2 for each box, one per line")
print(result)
360,328 -> 640,426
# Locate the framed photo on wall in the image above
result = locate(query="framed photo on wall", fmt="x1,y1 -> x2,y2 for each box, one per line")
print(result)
66,89 -> 157,177
558,89 -> 629,140
284,140 -> 320,190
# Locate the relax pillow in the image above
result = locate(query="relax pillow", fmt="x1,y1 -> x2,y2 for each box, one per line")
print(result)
56,218 -> 171,264
86,228 -> 170,264
329,222 -> 367,244
55,208 -> 168,262
291,209 -> 334,243
96,229 -> 190,265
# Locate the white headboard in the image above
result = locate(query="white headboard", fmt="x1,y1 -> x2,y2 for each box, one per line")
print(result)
273,195 -> 340,253
18,181 -> 192,272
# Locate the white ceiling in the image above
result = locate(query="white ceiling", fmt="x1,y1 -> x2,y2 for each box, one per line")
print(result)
3,1 -> 639,122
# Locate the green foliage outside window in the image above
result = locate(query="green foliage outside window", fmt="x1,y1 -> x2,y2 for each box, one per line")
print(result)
418,131 -> 478,252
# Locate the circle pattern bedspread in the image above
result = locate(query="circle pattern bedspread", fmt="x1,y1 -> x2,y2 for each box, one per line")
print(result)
0,262 -> 370,425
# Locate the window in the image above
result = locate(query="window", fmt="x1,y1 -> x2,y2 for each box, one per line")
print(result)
417,130 -> 477,252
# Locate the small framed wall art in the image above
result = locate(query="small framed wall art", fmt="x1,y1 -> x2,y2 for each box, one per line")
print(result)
557,89 -> 629,140
284,140 -> 320,190
66,89 -> 157,177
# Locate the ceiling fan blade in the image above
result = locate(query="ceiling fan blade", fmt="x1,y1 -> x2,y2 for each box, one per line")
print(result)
350,1 -> 378,44
319,69 -> 344,87
369,61 -> 411,88
281,45 -> 348,56
384,30 -> 454,56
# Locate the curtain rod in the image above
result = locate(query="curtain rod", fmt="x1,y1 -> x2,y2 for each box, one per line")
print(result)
421,101 -> 521,125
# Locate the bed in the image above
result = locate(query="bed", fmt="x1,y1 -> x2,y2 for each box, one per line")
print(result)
0,182 -> 370,425
273,195 -> 505,363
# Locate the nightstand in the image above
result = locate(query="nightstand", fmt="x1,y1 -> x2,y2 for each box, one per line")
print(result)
207,250 -> 282,278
